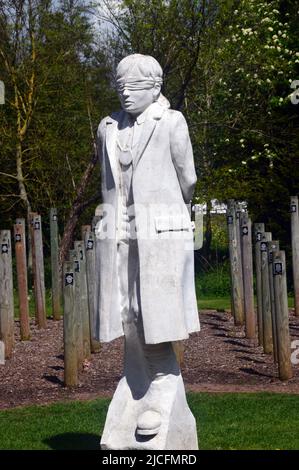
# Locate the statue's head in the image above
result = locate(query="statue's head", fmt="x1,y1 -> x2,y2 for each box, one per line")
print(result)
116,54 -> 169,116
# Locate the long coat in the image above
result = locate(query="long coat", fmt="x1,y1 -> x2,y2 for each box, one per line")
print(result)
94,101 -> 200,344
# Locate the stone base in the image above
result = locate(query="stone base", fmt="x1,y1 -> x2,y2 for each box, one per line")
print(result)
100,316 -> 198,450
101,372 -> 198,450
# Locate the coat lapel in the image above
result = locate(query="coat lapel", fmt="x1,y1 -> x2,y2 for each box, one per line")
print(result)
133,103 -> 166,170
105,104 -> 166,178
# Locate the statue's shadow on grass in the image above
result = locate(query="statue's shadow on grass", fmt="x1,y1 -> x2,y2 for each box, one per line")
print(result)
44,433 -> 102,450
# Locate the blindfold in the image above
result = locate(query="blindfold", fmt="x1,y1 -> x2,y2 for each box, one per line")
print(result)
117,77 -> 163,92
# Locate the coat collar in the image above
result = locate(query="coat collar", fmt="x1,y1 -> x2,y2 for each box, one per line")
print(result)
105,103 -> 166,182
106,101 -> 165,125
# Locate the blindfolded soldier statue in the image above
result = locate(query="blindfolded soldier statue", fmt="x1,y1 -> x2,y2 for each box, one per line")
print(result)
94,54 -> 200,450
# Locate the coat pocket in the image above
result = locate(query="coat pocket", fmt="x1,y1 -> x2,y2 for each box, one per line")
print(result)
154,214 -> 191,233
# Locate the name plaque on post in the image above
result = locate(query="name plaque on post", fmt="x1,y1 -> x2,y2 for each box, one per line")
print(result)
65,272 -> 74,286
273,262 -> 283,275
86,240 -> 94,250
1,243 -> 8,253
290,204 -> 297,213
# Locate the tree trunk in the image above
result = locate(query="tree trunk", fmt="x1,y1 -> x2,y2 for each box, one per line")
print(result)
16,141 -> 33,269
59,151 -> 99,270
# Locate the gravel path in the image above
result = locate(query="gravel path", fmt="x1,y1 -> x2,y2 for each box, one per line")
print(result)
0,310 -> 299,409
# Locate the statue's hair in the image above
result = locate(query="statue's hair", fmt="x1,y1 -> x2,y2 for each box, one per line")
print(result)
116,54 -> 163,82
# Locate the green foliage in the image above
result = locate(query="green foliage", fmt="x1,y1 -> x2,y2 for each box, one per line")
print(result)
0,0 -> 117,229
209,217 -> 228,253
195,263 -> 231,298
1,0 -> 298,254
13,288 -> 53,319
104,0 -> 299,251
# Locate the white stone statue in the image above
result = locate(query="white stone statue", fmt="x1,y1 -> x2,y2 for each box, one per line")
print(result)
94,53 -> 200,450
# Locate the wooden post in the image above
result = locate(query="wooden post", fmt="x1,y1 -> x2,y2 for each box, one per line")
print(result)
290,196 -> 299,316
74,241 -> 91,361
50,208 -> 61,320
254,223 -> 265,346
227,201 -> 235,319
0,341 -> 4,365
14,224 -> 30,340
84,231 -> 100,353
227,200 -> 244,325
227,204 -> 235,319
26,215 -> 33,272
172,341 -> 184,367
29,212 -> 38,290
15,218 -> 27,282
15,218 -> 26,255
81,225 -> 91,242
0,230 -> 14,358
193,204 -> 204,250
273,251 -> 293,380
69,249 -> 84,369
63,261 -> 78,386
235,203 -> 245,313
261,232 -> 273,354
268,240 -> 280,363
241,214 -> 256,340
33,215 -> 46,328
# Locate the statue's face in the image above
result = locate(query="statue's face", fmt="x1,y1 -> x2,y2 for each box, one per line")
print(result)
117,80 -> 159,116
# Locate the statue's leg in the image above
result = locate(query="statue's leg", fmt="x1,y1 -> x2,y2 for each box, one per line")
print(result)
100,239 -> 198,449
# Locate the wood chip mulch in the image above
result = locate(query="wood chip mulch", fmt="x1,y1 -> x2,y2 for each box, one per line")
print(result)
0,309 -> 299,409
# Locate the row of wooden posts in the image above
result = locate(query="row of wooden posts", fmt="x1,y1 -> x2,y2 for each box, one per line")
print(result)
1,198 -> 298,383
0,209 -> 61,360
227,196 -> 299,381
63,219 -> 101,386
0,207 -> 102,386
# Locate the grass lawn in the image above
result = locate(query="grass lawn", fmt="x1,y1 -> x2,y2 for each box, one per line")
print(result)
13,293 -> 294,319
0,393 -> 298,450
198,297 -> 232,310
198,296 -> 294,311
13,284 -> 295,319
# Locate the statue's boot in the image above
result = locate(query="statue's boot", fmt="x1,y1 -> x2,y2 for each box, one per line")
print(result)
100,319 -> 198,450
